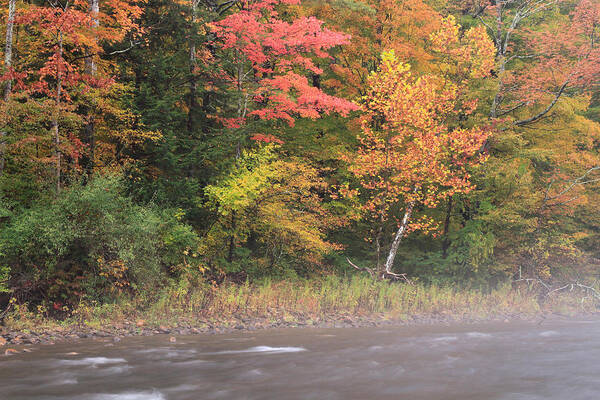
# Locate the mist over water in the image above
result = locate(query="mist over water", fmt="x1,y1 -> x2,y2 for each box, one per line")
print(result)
3,320 -> 600,400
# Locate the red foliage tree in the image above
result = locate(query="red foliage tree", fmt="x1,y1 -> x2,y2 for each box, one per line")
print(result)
208,0 -> 358,148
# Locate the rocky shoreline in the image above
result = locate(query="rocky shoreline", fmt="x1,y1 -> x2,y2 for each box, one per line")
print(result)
1,311 -> 584,355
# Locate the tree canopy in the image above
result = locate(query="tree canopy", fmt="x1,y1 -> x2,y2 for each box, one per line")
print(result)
2,0 -> 600,306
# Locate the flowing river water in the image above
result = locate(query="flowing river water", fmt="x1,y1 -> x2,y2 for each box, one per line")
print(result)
2,319 -> 600,399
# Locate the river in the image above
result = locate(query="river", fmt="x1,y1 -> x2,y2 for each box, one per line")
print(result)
2,319 -> 600,399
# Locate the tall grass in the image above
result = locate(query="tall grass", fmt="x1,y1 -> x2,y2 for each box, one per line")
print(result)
6,275 -> 596,332
140,276 -> 548,324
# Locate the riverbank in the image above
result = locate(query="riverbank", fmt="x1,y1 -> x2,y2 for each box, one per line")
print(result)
1,276 -> 598,351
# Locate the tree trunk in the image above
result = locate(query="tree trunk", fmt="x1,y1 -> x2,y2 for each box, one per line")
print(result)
227,211 -> 236,263
3,0 -> 15,101
490,2 -> 505,119
374,213 -> 385,273
84,0 -> 99,176
383,200 -> 415,276
0,0 -> 16,174
187,0 -> 199,133
442,196 -> 453,258
53,31 -> 64,194
85,0 -> 99,77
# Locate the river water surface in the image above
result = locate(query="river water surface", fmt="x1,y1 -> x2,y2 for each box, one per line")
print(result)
2,319 -> 600,399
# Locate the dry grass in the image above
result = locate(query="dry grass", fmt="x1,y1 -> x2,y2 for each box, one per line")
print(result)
5,276 -> 597,332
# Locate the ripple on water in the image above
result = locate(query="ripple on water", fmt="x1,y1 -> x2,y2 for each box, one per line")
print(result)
58,357 -> 127,367
96,365 -> 133,375
90,391 -> 165,400
164,384 -> 200,393
432,336 -> 459,342
208,346 -> 306,355
136,348 -> 198,359
466,332 -> 492,338
47,373 -> 78,386
539,331 -> 559,337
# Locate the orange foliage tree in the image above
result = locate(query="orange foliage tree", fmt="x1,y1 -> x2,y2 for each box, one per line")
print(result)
297,0 -> 443,98
346,46 -> 491,278
2,0 -> 146,191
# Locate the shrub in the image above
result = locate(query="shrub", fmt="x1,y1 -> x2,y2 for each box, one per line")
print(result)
0,264 -> 9,294
0,175 -> 200,307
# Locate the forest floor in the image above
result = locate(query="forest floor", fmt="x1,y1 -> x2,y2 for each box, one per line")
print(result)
1,276 -> 598,352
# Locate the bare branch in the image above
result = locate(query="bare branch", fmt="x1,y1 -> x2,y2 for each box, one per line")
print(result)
514,277 -> 551,291
0,303 -> 12,321
520,0 -> 559,19
106,40 -> 142,55
382,271 -> 413,285
546,166 -> 600,202
497,101 -> 529,117
477,15 -> 496,42
514,78 -> 570,126
514,276 -> 600,302
347,258 -> 413,284
547,282 -> 600,300
347,257 -> 375,279
67,40 -> 142,64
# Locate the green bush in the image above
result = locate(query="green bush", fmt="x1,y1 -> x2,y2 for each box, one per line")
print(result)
0,264 -> 9,294
0,175 -> 200,306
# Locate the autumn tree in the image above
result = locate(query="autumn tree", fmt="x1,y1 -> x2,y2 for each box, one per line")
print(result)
196,0 -> 358,269
203,144 -> 345,277
346,45 -> 491,279
445,0 -> 600,281
295,0 -> 444,99
461,0 -> 600,125
208,0 -> 357,151
1,0 -> 146,192
467,94 -> 600,281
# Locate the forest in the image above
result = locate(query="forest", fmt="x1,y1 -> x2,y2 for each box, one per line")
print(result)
1,0 -> 600,315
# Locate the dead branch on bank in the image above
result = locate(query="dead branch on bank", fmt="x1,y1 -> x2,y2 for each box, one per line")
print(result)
346,258 -> 413,285
514,276 -> 600,302
346,257 -> 375,279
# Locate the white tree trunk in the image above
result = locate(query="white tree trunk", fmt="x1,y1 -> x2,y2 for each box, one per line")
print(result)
1,0 -> 16,174
3,0 -> 15,101
190,0 -> 198,67
84,0 -> 99,174
383,200 -> 415,276
85,0 -> 99,76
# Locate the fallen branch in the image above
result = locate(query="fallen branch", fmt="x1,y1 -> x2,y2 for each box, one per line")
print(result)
514,276 -> 600,301
514,277 -> 551,292
346,258 -> 413,285
383,271 -> 413,285
547,283 -> 600,301
346,257 -> 375,279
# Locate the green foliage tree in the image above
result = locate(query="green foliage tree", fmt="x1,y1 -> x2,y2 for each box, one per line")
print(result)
202,144 -> 345,279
